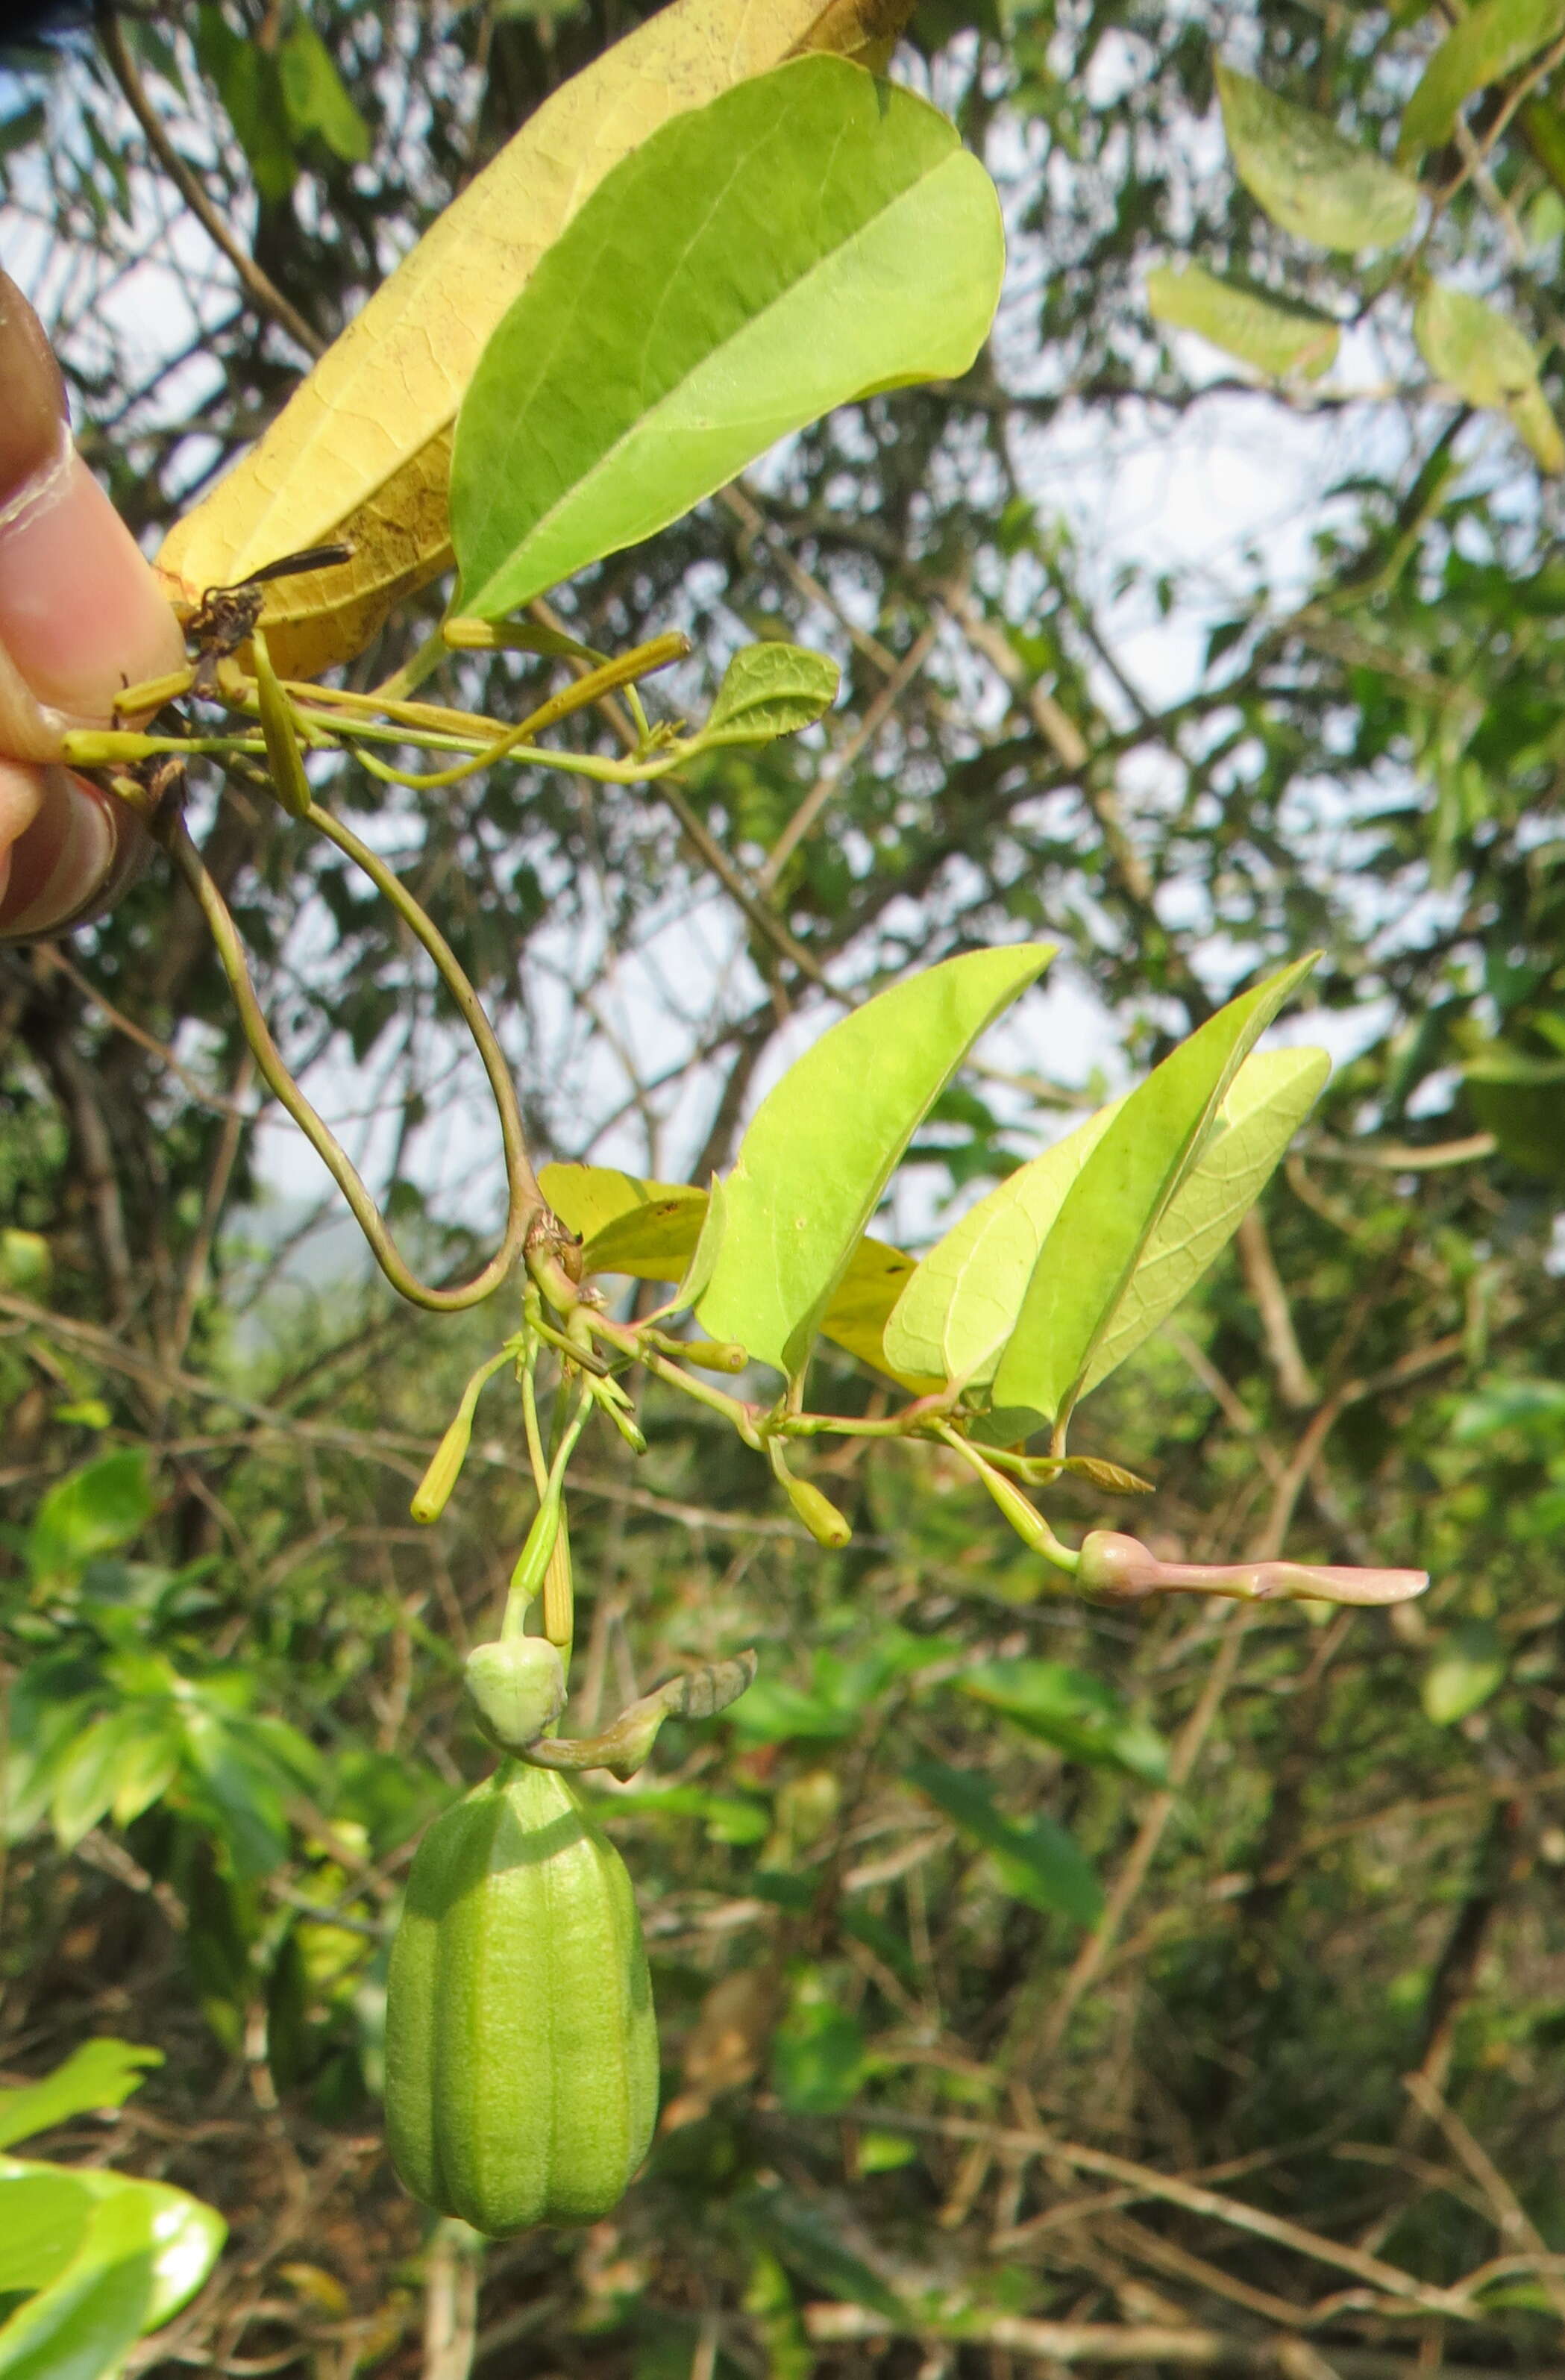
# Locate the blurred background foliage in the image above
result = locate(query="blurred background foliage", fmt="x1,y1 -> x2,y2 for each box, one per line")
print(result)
5,0 -> 1565,2373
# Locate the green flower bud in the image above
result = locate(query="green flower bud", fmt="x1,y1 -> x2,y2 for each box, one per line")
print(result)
464,1637 -> 567,1753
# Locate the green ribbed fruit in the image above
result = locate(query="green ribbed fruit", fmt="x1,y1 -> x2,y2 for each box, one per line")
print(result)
384,1764 -> 658,2235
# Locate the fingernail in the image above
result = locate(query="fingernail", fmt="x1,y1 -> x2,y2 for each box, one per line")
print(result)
0,766 -> 134,942
0,269 -> 69,512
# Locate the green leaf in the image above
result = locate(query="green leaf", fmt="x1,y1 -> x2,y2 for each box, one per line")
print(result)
0,1230 -> 51,1293
882,1100 -> 1123,1391
1079,1045 -> 1331,1397
702,644 -> 841,748
48,1714 -> 154,1855
0,2184 -> 154,2380
277,19 -> 371,164
905,1758 -> 1102,1923
194,6 -> 296,204
451,55 -> 1004,618
39,2168 -> 224,2336
0,2174 -> 94,2294
737,2183 -> 905,2321
0,2045 -> 160,2152
1216,63 -> 1420,254
988,956 -> 1317,1437
694,945 -> 1053,1379
25,1453 -> 153,1586
1399,0 -> 1565,163
1147,263 -> 1340,378
0,2163 -> 223,2379
1466,1042 -> 1565,1178
955,1661 -> 1170,1784
772,1999 -> 869,2114
1414,281 -> 1565,471
1422,1620 -> 1507,1724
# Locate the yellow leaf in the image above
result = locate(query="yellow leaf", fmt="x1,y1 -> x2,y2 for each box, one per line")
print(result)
539,1159 -> 938,1388
157,0 -> 913,680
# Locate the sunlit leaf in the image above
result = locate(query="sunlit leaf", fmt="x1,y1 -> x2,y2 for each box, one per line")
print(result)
539,1163 -> 935,1385
540,1163 -> 706,1278
0,2044 -> 160,2152
157,0 -> 916,677
1399,0 -> 1565,163
1147,262 -> 1340,378
1080,1045 -> 1330,1396
25,1451 -> 153,1585
1217,63 -> 1420,254
1415,281 -> 1565,472
701,643 -> 842,748
451,58 -> 1004,619
0,2183 -> 154,2380
0,2160 -> 225,2375
0,2172 -> 92,2295
694,946 -> 1053,1380
988,957 -> 1317,1436
882,1099 -> 1122,1390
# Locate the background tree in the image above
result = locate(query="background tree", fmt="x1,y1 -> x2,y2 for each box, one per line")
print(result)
4,1 -> 1565,2374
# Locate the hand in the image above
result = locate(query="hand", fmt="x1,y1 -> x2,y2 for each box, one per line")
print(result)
0,268 -> 186,940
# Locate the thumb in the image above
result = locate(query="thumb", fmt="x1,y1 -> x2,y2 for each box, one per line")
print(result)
0,269 -> 186,938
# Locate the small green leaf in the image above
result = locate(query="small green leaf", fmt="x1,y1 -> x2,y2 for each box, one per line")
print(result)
194,5 -> 295,204
1217,63 -> 1420,253
989,956 -> 1317,1437
1399,0 -> 1565,163
0,2044 -> 160,2152
702,644 -> 841,749
1415,278 -> 1544,404
25,1452 -> 153,1586
451,56 -> 1005,619
0,1229 -> 51,1293
772,1999 -> 868,2115
277,19 -> 371,164
906,1758 -> 1102,1923
1147,262 -> 1340,378
1414,281 -> 1565,471
1422,1620 -> 1507,1724
694,945 -> 1053,1379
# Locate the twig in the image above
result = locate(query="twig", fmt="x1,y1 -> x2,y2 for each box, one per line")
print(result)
1401,2073 -> 1565,2338
1235,1209 -> 1317,1410
802,2300 -> 1534,2373
757,616 -> 942,889
827,2106 -> 1479,2322
95,3 -> 324,360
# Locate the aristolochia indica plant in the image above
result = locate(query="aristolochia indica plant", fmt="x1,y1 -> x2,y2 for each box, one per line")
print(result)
37,0 -> 1427,2240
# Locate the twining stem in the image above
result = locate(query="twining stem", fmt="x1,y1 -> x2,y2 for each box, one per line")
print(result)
306,636 -> 691,792
160,816 -> 545,1312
